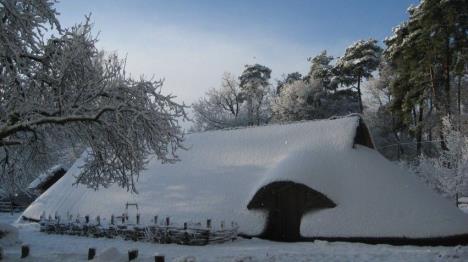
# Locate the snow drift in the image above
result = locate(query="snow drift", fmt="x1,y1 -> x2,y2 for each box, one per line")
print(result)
21,115 -> 468,242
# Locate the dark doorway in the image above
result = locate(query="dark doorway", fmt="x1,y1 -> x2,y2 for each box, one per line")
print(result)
248,181 -> 336,242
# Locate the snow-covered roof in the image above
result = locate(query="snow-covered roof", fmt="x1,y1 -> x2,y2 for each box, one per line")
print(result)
21,115 -> 468,239
27,164 -> 66,190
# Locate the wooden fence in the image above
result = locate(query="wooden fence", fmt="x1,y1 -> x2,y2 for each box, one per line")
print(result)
457,194 -> 468,208
39,213 -> 238,246
0,201 -> 27,213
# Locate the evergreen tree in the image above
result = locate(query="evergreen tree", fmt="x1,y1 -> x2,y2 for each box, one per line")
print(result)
335,39 -> 382,113
306,50 -> 335,91
276,72 -> 302,94
239,64 -> 272,125
384,0 -> 467,151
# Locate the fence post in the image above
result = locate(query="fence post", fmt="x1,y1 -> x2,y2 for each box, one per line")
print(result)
154,254 -> 165,262
136,214 -> 140,225
21,245 -> 29,258
85,215 -> 89,224
111,214 -> 114,225
154,216 -> 158,225
456,192 -> 459,207
128,249 -> 138,261
397,143 -> 401,161
184,222 -> 187,230
206,219 -> 211,229
0,246 -> 3,260
165,217 -> 170,226
88,248 -> 96,260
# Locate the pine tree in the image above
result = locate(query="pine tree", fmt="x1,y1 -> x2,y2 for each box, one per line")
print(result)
239,64 -> 272,125
335,39 -> 382,113
384,0 -> 467,151
276,72 -> 302,94
306,50 -> 335,91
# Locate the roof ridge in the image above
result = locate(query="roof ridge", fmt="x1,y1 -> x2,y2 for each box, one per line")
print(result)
187,114 -> 362,135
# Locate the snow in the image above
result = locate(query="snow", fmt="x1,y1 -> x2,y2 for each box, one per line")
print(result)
0,221 -> 19,247
93,247 -> 126,262
2,213 -> 468,261
21,115 -> 468,239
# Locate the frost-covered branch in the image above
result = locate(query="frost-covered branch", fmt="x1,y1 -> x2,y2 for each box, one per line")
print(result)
0,0 -> 187,192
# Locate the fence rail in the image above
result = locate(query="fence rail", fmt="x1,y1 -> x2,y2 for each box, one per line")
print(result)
0,201 -> 27,213
39,214 -> 238,246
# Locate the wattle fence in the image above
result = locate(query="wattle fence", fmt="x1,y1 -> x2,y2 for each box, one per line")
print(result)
39,213 -> 238,246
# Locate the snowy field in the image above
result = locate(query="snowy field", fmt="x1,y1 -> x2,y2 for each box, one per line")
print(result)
2,213 -> 468,261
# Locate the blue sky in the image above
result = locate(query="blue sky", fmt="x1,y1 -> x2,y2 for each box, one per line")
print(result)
56,0 -> 418,104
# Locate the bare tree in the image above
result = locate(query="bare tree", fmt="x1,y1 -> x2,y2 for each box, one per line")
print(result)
0,0 -> 187,192
192,72 -> 247,131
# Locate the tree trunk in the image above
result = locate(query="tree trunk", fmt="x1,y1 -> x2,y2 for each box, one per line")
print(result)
457,75 -> 462,131
444,33 -> 451,116
247,97 -> 253,126
430,66 -> 448,150
457,75 -> 462,114
416,102 -> 424,156
357,73 -> 363,113
428,96 -> 433,143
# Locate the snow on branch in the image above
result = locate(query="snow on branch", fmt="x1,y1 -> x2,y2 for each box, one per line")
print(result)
0,1 -> 187,192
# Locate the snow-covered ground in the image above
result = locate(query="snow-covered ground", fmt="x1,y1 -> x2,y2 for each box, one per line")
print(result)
1,213 -> 468,261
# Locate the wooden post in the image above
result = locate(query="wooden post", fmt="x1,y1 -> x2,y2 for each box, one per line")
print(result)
206,219 -> 211,229
88,248 -> 96,260
21,245 -> 29,258
183,222 -> 187,230
136,214 -> 140,225
0,246 -> 3,260
85,215 -> 89,224
122,213 -> 125,224
111,214 -> 115,225
154,254 -> 165,262
165,217 -> 170,226
154,216 -> 158,225
96,216 -> 101,226
221,221 -> 224,229
128,249 -> 138,261
456,192 -> 459,207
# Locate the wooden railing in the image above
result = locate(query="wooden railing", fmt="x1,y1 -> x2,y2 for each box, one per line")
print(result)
39,214 -> 238,246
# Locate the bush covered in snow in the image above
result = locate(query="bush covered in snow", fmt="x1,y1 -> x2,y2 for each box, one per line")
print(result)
0,223 -> 19,246
272,79 -> 359,122
408,116 -> 468,199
